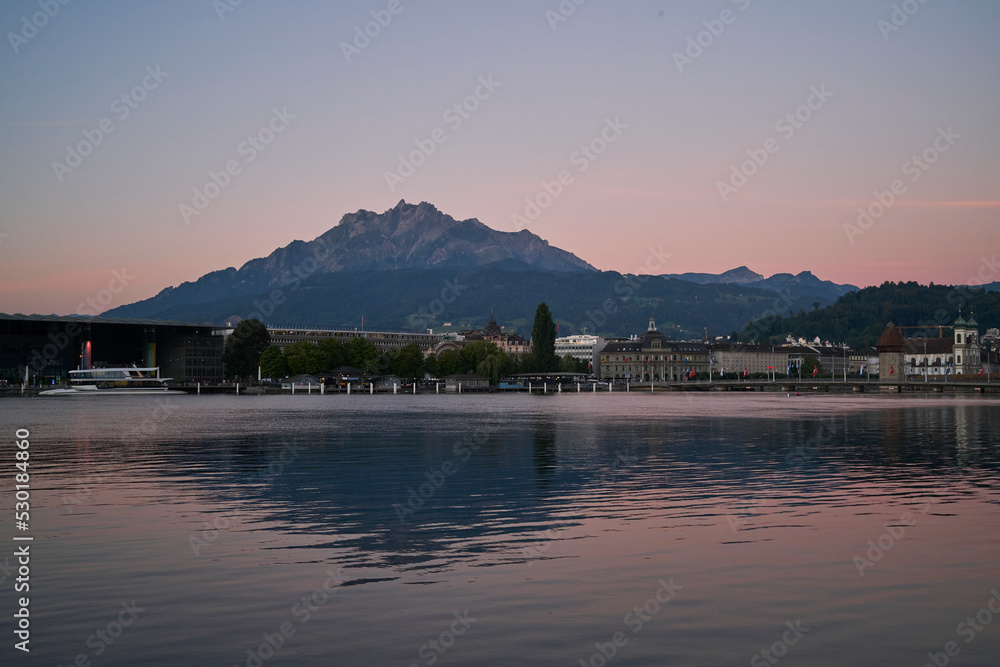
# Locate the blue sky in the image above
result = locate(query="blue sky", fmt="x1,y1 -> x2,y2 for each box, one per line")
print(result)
1,0 -> 998,314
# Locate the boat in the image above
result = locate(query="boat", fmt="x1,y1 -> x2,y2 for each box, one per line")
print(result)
39,367 -> 186,396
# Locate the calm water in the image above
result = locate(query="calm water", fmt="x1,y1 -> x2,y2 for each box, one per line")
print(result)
2,393 -> 999,666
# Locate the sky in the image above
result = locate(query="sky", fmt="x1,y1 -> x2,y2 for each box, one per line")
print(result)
1,0 -> 998,316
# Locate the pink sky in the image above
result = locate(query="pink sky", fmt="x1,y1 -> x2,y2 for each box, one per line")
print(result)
1,1 -> 998,315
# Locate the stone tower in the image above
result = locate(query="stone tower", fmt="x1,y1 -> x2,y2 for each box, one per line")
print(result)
876,322 -> 905,380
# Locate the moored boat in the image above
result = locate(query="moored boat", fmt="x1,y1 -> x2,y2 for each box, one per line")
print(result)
39,367 -> 185,396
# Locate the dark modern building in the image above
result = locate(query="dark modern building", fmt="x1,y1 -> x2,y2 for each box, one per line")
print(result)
0,314 -> 224,386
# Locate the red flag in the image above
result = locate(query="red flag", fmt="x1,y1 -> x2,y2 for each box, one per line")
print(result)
978,365 -> 985,376
812,366 -> 818,378
743,368 -> 748,377
890,366 -> 895,375
688,369 -> 695,379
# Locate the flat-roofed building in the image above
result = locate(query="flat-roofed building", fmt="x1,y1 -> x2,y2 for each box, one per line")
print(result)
555,334 -> 606,368
265,327 -> 442,354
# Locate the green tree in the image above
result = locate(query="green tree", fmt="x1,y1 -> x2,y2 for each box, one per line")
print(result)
344,336 -> 380,372
531,303 -> 557,372
801,355 -> 822,378
389,343 -> 425,379
559,354 -> 583,373
477,353 -> 506,385
434,349 -> 464,376
461,340 -> 501,372
223,319 -> 271,380
285,340 -> 323,375
258,345 -> 290,380
317,338 -> 347,370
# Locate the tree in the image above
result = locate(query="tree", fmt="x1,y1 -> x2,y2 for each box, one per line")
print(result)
802,355 -> 822,377
259,346 -> 290,380
434,349 -> 464,377
477,354 -> 506,385
285,340 -> 322,375
344,336 -> 381,373
559,354 -> 585,373
531,303 -> 557,372
223,319 -> 270,380
389,343 -> 425,379
317,338 -> 347,370
461,340 -> 501,372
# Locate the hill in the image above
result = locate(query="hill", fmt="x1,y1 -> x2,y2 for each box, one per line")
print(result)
740,281 -> 1000,348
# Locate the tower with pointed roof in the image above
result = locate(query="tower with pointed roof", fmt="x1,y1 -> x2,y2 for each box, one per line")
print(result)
876,322 -> 905,380
953,309 -> 980,374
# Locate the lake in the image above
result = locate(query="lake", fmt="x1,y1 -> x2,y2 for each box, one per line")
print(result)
2,393 -> 999,666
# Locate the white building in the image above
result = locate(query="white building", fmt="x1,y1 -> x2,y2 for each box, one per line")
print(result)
554,334 -> 606,368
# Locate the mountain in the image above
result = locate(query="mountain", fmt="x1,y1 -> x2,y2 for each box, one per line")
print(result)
105,200 -> 595,317
740,281 -> 1000,349
104,201 -> 866,338
664,266 -> 858,307
666,266 -> 764,285
104,266 -> 798,340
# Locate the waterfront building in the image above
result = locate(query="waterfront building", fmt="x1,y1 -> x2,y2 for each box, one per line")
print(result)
881,314 -> 985,378
596,319 -> 709,381
265,326 -> 442,354
554,334 -> 606,368
462,316 -> 532,357
0,314 -> 223,384
444,373 -> 490,392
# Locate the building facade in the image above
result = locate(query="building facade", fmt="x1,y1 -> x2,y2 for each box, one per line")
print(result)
554,334 -> 606,367
597,319 -> 710,381
266,327 -> 442,354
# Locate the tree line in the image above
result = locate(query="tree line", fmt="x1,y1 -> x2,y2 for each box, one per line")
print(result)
740,281 -> 1000,349
222,302 -> 589,384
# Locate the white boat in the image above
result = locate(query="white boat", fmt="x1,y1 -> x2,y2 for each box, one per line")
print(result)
39,367 -> 186,396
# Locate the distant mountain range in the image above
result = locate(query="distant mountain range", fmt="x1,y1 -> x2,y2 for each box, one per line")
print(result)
663,266 -> 859,306
103,201 -> 862,337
